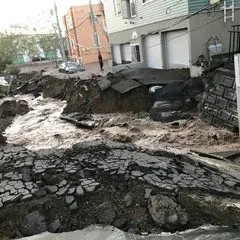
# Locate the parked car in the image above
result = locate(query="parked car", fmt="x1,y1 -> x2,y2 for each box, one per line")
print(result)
59,61 -> 85,74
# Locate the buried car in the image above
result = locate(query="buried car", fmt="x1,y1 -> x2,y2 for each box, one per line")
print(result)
59,61 -> 85,74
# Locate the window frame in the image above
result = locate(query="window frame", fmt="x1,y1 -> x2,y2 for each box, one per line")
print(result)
92,34 -> 100,46
129,0 -> 137,17
142,0 -> 155,5
114,0 -> 122,16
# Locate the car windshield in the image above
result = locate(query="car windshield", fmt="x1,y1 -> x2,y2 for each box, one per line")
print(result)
66,62 -> 78,67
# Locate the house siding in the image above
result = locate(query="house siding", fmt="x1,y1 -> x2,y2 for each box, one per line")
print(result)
188,0 -> 208,13
104,0 -> 189,34
188,0 -> 240,13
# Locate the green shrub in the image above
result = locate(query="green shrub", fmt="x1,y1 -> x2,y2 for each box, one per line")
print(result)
5,65 -> 20,76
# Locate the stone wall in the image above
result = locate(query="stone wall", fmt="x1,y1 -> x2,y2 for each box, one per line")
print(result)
200,68 -> 238,132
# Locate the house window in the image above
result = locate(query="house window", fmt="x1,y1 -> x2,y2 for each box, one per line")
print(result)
122,0 -> 136,19
130,0 -> 136,17
66,16 -> 73,30
71,39 -> 76,50
114,0 -> 122,15
103,19 -> 108,33
92,34 -> 100,46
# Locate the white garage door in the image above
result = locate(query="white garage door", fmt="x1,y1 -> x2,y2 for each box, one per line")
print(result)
112,44 -> 121,64
122,44 -> 131,62
145,34 -> 162,69
165,29 -> 190,69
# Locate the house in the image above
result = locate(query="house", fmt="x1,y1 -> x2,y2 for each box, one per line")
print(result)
12,33 -> 62,64
63,4 -> 109,64
103,0 -> 240,73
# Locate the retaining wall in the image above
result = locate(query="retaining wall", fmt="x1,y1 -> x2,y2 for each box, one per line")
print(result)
200,68 -> 238,132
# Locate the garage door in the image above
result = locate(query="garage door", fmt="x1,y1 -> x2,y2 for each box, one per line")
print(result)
112,45 -> 121,64
165,29 -> 189,69
122,44 -> 131,62
145,34 -> 162,69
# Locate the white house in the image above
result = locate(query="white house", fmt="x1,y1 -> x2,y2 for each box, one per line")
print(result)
103,0 -> 240,72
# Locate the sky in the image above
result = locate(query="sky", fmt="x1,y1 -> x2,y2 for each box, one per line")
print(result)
0,0 -> 99,34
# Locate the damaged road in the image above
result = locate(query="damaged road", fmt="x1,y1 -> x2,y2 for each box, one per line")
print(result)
1,67 -> 240,239
1,141 -> 240,239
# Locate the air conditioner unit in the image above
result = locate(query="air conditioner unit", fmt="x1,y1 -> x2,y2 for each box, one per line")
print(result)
209,0 -> 220,4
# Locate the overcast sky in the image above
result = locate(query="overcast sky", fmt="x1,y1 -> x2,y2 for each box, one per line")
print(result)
0,0 -> 99,33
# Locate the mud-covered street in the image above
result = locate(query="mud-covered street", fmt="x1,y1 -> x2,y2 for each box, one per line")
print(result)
2,0 -> 240,238
1,140 -> 240,239
4,95 -> 240,155
1,69 -> 240,239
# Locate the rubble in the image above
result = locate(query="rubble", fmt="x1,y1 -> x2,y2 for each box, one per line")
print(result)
1,141 -> 240,238
0,98 -> 31,145
41,69 -> 189,115
0,76 -> 9,96
60,112 -> 97,129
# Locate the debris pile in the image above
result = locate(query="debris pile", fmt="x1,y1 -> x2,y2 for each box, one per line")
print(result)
42,68 -> 187,115
0,141 -> 240,239
150,79 -> 205,122
0,98 -> 31,144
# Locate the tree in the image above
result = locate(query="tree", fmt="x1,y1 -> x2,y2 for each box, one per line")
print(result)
0,32 -> 20,72
0,24 -> 62,72
38,33 -> 60,60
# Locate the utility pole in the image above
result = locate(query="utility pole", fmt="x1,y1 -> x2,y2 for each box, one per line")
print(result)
54,1 -> 67,62
89,0 -> 100,50
234,54 -> 240,137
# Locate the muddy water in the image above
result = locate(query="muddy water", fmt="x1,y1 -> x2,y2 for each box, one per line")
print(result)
4,95 -> 240,239
5,95 -> 102,150
18,225 -> 240,240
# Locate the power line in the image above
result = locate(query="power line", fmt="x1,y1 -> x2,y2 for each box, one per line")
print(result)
146,7 -> 240,50
65,32 -> 107,49
116,0 -> 224,45
67,16 -> 89,31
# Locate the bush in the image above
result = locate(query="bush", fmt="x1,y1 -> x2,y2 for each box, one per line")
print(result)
5,65 -> 20,76
0,58 -> 10,74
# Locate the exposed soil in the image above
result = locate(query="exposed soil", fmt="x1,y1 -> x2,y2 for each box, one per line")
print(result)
100,112 -> 240,154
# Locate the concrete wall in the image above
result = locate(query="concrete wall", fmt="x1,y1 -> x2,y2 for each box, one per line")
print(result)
104,0 -> 189,34
189,10 -> 240,65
